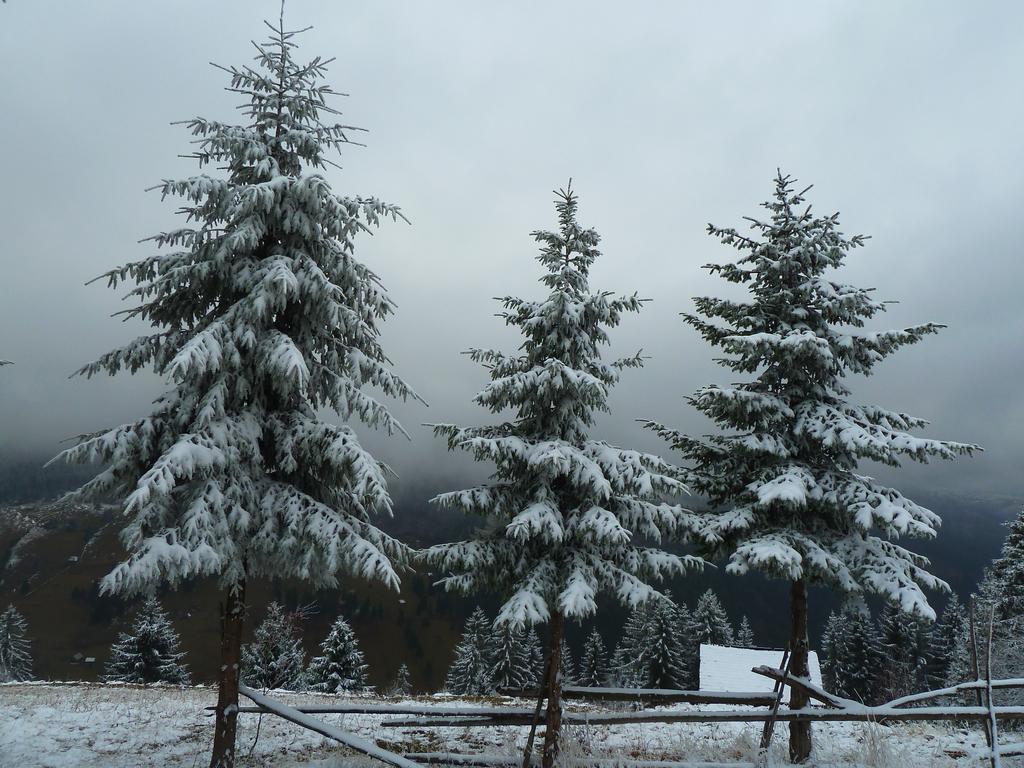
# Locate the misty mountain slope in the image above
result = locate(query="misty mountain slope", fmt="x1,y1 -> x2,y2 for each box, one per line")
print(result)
0,483 -> 1016,688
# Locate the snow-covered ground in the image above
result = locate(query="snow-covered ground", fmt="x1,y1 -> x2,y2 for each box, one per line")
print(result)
0,682 -> 1013,767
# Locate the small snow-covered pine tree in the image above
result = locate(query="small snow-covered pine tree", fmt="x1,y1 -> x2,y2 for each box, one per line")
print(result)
103,597 -> 189,684
692,589 -> 735,646
390,663 -> 412,696
820,605 -> 880,703
578,628 -> 608,688
242,602 -> 306,691
423,184 -> 703,766
49,14 -> 417,768
644,172 -> 979,762
307,615 -> 368,693
0,604 -> 32,683
736,615 -> 755,648
445,607 -> 494,695
488,622 -> 534,691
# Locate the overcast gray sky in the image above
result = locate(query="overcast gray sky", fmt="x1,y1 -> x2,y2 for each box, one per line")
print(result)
1,1 -> 1021,499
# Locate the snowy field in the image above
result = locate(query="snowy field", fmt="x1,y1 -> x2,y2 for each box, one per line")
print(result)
0,682 -> 1015,767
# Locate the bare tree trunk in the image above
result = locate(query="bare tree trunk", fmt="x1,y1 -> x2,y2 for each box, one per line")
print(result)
788,578 -> 811,764
210,579 -> 246,768
541,609 -> 566,768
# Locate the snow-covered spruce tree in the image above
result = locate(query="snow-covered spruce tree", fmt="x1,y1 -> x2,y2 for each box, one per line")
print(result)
424,184 -> 702,767
736,615 -> 755,648
644,172 -> 979,762
390,663 -> 412,696
488,622 -> 534,691
820,605 -> 880,703
103,596 -> 189,684
50,15 -> 416,768
445,606 -> 494,695
307,614 -> 368,693
241,602 -> 306,691
0,604 -> 32,682
579,628 -> 608,687
692,588 -> 735,646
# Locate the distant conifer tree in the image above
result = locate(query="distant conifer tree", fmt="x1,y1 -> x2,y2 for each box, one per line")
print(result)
578,628 -> 608,688
241,602 -> 306,691
307,615 -> 368,693
488,622 -> 533,691
103,597 -> 189,684
642,597 -> 690,689
821,605 -> 880,703
736,616 -> 755,648
692,589 -> 735,646
445,607 -> 494,695
390,663 -> 412,696
929,593 -> 966,689
0,604 -> 32,683
876,603 -> 931,700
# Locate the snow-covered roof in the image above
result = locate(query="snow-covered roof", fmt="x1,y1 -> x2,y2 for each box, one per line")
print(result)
699,644 -> 822,703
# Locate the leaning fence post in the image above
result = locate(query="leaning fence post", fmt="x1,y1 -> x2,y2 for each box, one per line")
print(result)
985,604 -> 1000,768
971,596 -> 994,749
758,647 -> 791,764
521,650 -> 553,768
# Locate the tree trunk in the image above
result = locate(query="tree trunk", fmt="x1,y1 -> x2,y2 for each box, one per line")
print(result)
788,578 -> 811,763
210,579 -> 246,768
542,609 -> 566,768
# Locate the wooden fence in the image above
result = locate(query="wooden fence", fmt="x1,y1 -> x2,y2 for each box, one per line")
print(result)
232,667 -> 1024,767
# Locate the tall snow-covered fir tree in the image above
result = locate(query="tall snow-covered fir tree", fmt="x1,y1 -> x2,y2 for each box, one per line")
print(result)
644,172 -> 979,762
241,602 -> 307,691
736,615 -> 755,648
578,628 -> 608,688
424,184 -> 703,767
488,622 -> 534,691
0,604 -> 32,683
307,615 -> 369,693
103,597 -> 189,684
445,607 -> 494,696
692,588 -> 735,646
50,13 -> 417,768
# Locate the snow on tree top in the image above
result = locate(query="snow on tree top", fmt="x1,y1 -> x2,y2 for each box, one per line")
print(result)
698,643 -> 822,703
